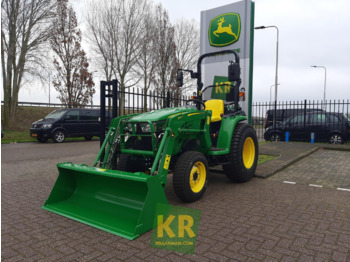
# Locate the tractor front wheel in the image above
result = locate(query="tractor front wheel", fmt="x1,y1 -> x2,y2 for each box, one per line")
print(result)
173,151 -> 208,202
223,123 -> 258,183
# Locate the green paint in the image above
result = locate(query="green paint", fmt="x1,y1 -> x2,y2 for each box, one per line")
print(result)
211,76 -> 233,100
209,13 -> 241,47
248,2 -> 255,124
42,163 -> 168,240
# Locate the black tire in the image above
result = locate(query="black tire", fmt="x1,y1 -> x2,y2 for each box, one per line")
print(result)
116,154 -> 146,172
329,133 -> 344,144
37,137 -> 48,143
222,123 -> 258,183
52,130 -> 66,143
173,151 -> 208,202
84,136 -> 93,141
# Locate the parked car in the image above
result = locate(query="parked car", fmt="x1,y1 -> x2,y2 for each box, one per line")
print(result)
264,112 -> 350,144
264,108 -> 324,129
30,108 -> 110,143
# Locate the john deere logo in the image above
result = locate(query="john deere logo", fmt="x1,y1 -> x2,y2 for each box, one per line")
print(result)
209,13 -> 241,47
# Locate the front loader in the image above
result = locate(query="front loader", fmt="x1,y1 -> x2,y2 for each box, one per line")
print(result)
43,50 -> 259,240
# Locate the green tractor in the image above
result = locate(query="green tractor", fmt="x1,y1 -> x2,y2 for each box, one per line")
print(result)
43,50 -> 258,240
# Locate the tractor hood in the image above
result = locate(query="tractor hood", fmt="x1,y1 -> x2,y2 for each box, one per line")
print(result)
129,106 -> 198,122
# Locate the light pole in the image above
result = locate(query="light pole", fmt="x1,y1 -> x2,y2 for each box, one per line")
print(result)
255,25 -> 279,140
48,75 -> 51,107
269,84 -> 279,106
311,65 -> 327,109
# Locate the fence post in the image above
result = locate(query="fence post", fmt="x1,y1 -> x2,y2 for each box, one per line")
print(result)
100,81 -> 106,150
166,91 -> 170,108
100,79 -> 119,163
112,79 -> 118,119
304,99 -> 307,126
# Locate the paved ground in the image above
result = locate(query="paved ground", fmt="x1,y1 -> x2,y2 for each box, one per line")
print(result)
2,141 -> 350,261
256,142 -> 319,178
269,149 -> 350,189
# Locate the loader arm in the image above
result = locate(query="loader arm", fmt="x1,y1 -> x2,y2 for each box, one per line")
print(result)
94,114 -> 139,168
150,110 -> 212,184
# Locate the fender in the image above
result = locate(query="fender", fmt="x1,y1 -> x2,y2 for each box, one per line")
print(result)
208,115 -> 247,156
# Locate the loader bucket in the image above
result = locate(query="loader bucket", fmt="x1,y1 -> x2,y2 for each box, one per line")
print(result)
42,162 -> 168,240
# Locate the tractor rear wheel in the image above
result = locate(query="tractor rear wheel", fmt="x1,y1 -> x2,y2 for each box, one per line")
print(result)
173,151 -> 208,202
223,123 -> 258,183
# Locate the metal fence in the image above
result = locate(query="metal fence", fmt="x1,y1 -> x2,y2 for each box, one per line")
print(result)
3,95 -> 349,142
0,101 -> 78,108
252,99 -> 350,141
116,88 -> 190,115
1,89 -> 189,111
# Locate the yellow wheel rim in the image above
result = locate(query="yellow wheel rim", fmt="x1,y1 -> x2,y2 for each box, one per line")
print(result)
243,137 -> 255,169
189,161 -> 206,193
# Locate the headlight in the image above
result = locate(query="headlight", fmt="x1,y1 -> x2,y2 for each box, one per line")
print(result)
140,122 -> 151,133
41,124 -> 52,129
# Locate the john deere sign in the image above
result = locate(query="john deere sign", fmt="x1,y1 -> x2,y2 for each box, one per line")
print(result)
209,13 -> 241,47
200,0 -> 255,123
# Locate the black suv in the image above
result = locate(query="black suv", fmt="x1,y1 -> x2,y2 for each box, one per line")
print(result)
264,108 -> 324,129
264,112 -> 350,144
30,108 -> 106,143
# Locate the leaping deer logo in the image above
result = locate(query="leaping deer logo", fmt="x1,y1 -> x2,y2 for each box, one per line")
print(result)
213,17 -> 237,39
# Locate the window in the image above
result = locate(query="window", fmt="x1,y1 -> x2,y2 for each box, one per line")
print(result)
309,113 -> 326,124
66,110 -> 80,120
328,114 -> 340,124
45,109 -> 68,119
81,110 -> 99,121
290,115 -> 305,125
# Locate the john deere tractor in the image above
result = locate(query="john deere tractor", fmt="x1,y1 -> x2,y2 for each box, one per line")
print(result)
43,50 -> 258,240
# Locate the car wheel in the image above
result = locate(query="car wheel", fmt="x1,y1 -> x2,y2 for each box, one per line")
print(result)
84,136 -> 93,141
329,134 -> 343,144
53,130 -> 66,143
270,133 -> 281,142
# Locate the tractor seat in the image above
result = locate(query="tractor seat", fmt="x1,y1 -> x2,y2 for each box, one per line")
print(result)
205,99 -> 224,122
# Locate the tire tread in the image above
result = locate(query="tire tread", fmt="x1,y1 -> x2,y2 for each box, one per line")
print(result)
223,123 -> 258,183
173,151 -> 208,202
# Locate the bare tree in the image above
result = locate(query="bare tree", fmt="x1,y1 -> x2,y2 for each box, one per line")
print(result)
86,0 -> 147,114
51,0 -> 95,108
1,0 -> 56,128
152,4 -> 177,108
135,3 -> 157,111
85,0 -> 116,82
174,18 -> 200,94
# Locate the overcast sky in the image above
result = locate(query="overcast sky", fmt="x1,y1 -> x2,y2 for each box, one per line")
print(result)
17,0 -> 350,104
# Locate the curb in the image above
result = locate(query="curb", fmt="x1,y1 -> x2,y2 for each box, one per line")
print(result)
254,147 -> 319,179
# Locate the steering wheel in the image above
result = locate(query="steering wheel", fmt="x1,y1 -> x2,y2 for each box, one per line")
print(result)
185,99 -> 206,109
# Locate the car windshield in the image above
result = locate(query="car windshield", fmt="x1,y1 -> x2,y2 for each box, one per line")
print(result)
281,117 -> 292,125
44,109 -> 68,120
344,113 -> 350,122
